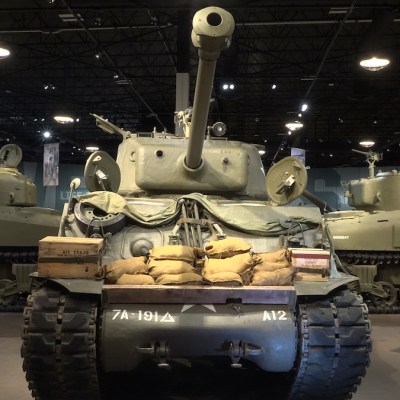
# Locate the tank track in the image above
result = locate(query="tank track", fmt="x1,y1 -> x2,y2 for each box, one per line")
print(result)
21,286 -> 102,400
337,250 -> 400,266
288,289 -> 371,400
0,297 -> 27,312
337,250 -> 400,313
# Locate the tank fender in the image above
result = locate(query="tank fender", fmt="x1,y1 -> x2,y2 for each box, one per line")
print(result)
294,273 -> 359,296
31,273 -> 103,295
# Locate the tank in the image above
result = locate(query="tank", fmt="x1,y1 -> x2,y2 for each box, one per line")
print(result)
0,144 -> 61,309
21,7 -> 371,400
324,149 -> 400,311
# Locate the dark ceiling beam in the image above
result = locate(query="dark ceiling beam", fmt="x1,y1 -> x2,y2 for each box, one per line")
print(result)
1,18 -> 400,35
57,0 -> 167,130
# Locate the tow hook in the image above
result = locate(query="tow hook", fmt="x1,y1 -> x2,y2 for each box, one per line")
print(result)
229,341 -> 263,368
137,341 -> 170,368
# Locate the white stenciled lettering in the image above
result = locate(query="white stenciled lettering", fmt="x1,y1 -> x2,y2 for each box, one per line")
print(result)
112,309 -> 175,323
121,310 -> 129,320
263,310 -> 287,321
160,312 -> 175,323
278,310 -> 287,320
332,235 -> 349,240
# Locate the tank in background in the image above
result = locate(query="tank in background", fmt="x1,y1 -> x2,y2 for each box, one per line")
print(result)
0,144 -> 61,309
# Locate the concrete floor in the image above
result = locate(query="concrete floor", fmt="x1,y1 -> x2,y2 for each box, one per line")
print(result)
1,313 -> 399,400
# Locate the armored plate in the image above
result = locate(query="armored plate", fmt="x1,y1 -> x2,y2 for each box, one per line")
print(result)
84,150 -> 121,193
0,144 -> 23,167
266,157 -> 307,205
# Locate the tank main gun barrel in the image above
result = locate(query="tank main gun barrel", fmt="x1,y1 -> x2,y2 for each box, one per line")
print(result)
185,7 -> 235,170
302,190 -> 337,214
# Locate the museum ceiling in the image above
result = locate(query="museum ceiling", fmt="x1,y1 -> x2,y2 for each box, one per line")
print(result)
0,0 -> 399,168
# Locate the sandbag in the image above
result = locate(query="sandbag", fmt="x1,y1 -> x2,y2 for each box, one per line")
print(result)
204,271 -> 243,286
202,252 -> 254,277
102,256 -> 147,283
250,267 -> 296,286
253,248 -> 289,264
146,259 -> 195,277
155,272 -> 204,285
204,238 -> 252,258
116,274 -> 155,285
252,260 -> 291,273
149,245 -> 202,262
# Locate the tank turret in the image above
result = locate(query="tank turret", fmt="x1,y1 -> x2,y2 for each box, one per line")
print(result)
0,144 -> 61,308
90,7 -> 265,198
0,144 -> 36,206
344,149 -> 400,211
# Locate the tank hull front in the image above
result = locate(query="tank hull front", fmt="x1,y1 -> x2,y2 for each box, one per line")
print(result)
101,285 -> 296,372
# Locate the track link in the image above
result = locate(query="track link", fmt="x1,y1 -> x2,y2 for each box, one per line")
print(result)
288,289 -> 372,400
21,286 -> 101,400
0,248 -> 38,264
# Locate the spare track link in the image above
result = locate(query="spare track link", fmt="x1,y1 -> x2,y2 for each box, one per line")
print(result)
21,286 -> 101,400
0,248 -> 38,263
288,289 -> 371,400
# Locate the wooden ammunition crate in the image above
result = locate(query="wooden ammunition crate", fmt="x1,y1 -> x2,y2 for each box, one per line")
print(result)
290,248 -> 330,282
38,236 -> 104,279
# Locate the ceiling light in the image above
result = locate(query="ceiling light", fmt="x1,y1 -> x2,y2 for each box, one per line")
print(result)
43,83 -> 55,90
301,103 -> 308,112
86,145 -> 99,152
329,7 -> 348,14
222,83 -> 235,90
359,57 -> 390,71
54,115 -> 74,124
285,121 -> 303,131
271,84 -> 277,90
359,140 -> 375,148
252,144 -> 266,155
43,131 -> 51,138
0,47 -> 10,59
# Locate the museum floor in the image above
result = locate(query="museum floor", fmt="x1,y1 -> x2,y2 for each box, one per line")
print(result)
1,312 -> 399,400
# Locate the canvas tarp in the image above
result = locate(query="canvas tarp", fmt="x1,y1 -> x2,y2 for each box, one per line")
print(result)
76,191 -> 320,236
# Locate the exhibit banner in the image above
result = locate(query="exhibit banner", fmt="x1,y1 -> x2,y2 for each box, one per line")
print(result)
43,142 -> 59,186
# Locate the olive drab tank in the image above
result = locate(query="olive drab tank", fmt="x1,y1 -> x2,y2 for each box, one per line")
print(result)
0,144 -> 61,308
21,7 -> 371,400
324,149 -> 400,311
